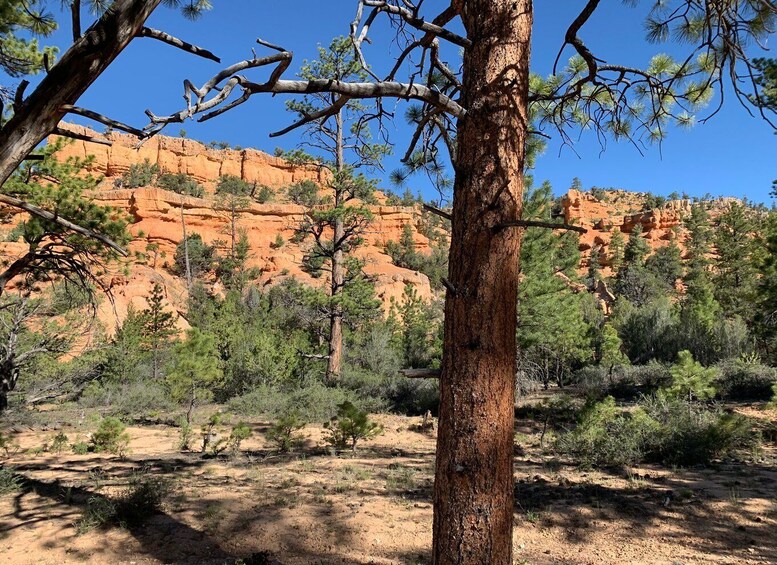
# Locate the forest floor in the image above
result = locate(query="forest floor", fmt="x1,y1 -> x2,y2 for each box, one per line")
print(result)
0,399 -> 775,565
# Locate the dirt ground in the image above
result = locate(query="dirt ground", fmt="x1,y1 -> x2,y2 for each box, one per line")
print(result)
0,405 -> 775,565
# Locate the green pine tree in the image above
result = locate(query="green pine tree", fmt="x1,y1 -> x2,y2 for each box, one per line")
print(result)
166,328 -> 223,425
713,202 -> 758,319
142,283 -> 177,380
608,228 -> 626,275
666,350 -> 718,402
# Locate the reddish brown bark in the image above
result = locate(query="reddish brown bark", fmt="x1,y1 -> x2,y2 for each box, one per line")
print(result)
432,1 -> 532,563
0,0 -> 163,187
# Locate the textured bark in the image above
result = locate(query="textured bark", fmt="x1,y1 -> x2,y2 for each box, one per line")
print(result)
432,1 -> 532,563
325,111 -> 346,383
0,0 -> 163,187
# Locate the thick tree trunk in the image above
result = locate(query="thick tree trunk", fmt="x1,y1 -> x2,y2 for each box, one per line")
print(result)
432,2 -> 532,564
0,0 -> 163,187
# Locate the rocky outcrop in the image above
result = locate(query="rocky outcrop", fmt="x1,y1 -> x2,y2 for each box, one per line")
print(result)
0,128 -> 436,334
561,189 -> 740,276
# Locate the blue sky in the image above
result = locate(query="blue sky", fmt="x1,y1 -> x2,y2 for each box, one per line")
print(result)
7,1 -> 777,203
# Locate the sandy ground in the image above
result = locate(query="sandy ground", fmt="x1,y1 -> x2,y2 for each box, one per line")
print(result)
0,406 -> 775,565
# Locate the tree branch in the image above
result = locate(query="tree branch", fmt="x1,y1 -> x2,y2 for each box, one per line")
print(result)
139,27 -> 221,63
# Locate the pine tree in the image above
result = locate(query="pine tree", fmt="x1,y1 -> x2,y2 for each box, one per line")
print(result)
713,202 -> 758,319
165,328 -> 223,425
666,350 -> 718,402
623,223 -> 650,266
608,228 -> 626,275
142,283 -> 177,380
599,322 -> 629,375
283,36 -> 388,382
645,236 -> 682,291
517,182 -> 593,388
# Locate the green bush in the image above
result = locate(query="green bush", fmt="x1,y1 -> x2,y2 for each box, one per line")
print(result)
228,383 -> 377,422
715,359 -> 777,401
157,173 -> 205,198
0,467 -> 22,496
118,160 -> 158,188
556,395 -> 761,468
555,397 -> 660,468
255,185 -> 274,203
642,395 -> 760,466
77,472 -> 170,533
80,380 -> 174,417
71,441 -> 90,455
90,417 -> 130,455
324,401 -> 382,452
266,413 -> 306,452
287,180 -> 321,206
574,362 -> 671,400
216,175 -> 251,196
50,432 -> 69,453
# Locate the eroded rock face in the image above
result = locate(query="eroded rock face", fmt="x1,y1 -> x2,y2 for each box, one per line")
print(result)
0,128 -> 435,334
561,189 -> 739,277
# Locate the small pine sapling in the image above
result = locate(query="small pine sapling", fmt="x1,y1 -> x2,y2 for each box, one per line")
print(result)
324,401 -> 382,452
266,413 -> 306,453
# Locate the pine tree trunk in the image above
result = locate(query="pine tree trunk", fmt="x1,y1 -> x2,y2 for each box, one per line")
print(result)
432,2 -> 532,564
325,111 -> 345,383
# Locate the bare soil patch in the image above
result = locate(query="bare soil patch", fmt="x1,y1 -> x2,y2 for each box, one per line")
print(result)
0,407 -> 775,564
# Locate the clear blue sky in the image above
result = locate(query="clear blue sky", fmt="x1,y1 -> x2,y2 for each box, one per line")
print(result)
8,1 -> 777,203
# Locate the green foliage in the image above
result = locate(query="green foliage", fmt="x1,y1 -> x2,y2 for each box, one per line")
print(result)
165,328 -> 223,423
216,175 -> 251,196
599,323 -> 629,370
90,417 -> 130,455
157,172 -> 204,198
713,202 -> 758,319
2,142 -> 129,292
119,160 -> 159,189
714,358 -> 777,401
385,224 -> 449,289
255,185 -> 274,203
392,285 -> 442,370
142,283 -> 177,380
0,0 -> 57,78
267,413 -> 306,452
77,472 -> 171,533
645,237 -> 682,291
0,466 -> 22,495
174,233 -> 215,278
517,182 -> 594,387
287,180 -> 321,206
666,350 -> 718,401
323,401 -> 382,452
556,395 -> 760,468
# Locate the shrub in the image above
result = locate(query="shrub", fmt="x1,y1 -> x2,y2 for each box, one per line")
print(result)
0,467 -> 22,496
324,401 -> 382,452
556,395 -> 761,468
174,233 -> 215,278
642,394 -> 760,466
266,413 -> 306,452
157,173 -> 205,198
255,185 -> 274,203
90,417 -> 130,456
80,380 -> 174,417
555,397 -> 660,468
715,359 -> 777,401
287,180 -> 320,206
77,472 -> 170,533
118,160 -> 158,188
51,432 -> 69,453
224,421 -> 252,454
177,419 -> 194,451
573,362 -> 671,400
216,175 -> 251,196
71,441 -> 90,455
666,350 -> 717,401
